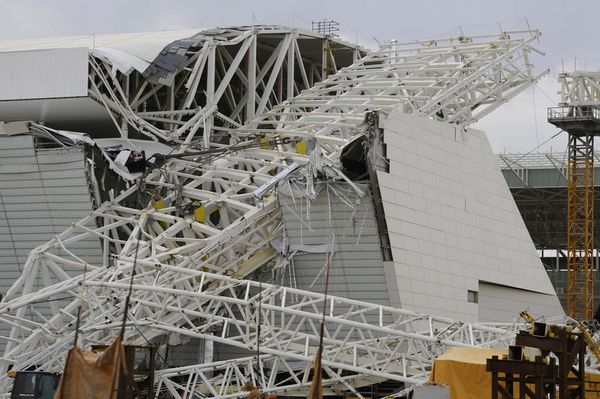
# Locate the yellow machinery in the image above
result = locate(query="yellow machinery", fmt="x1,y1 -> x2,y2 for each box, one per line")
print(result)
519,310 -> 536,324
521,309 -> 600,363
574,318 -> 600,364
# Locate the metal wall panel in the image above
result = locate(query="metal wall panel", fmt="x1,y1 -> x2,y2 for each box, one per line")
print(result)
211,181 -> 398,356
378,110 -> 564,322
0,47 -> 88,101
478,282 -> 562,322
0,135 -> 103,353
278,182 -> 391,306
0,136 -> 102,295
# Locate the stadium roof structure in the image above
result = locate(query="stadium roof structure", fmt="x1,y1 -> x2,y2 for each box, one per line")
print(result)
0,25 -> 365,140
0,26 -> 572,398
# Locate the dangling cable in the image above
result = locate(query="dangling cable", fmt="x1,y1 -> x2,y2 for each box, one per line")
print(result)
532,85 -> 540,153
307,234 -> 334,399
109,189 -> 144,398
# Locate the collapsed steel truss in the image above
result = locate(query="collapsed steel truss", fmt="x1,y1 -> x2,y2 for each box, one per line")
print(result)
558,70 -> 600,106
4,268 -> 523,397
88,25 -> 363,146
0,28 -> 548,397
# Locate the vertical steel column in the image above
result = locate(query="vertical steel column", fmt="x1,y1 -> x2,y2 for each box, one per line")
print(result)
246,32 -> 256,122
567,133 -> 595,320
286,34 -> 295,100
204,42 -> 216,149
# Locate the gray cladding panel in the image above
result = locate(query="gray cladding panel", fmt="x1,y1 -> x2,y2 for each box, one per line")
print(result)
278,182 -> 391,310
167,338 -> 206,367
0,135 -> 34,150
0,135 -> 102,289
0,185 -> 91,197
0,135 -> 103,352
0,47 -> 89,101
0,168 -> 86,180
0,177 -> 88,188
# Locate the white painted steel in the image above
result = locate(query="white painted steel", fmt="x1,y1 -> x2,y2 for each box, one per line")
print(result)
558,70 -> 600,106
87,26 -> 364,142
0,28 -> 549,398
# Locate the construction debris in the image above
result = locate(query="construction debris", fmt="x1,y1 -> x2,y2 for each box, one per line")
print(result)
0,24 -> 575,399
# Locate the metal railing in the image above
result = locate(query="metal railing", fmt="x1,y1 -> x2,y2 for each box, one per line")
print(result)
548,105 -> 600,122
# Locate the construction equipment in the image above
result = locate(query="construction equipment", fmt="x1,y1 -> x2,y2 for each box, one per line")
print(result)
548,72 -> 600,320
520,310 -> 537,324
515,330 -> 587,399
573,319 -> 600,364
522,309 -> 600,363
487,355 -> 558,399
9,371 -> 60,399
490,311 -> 587,399
7,344 -> 156,399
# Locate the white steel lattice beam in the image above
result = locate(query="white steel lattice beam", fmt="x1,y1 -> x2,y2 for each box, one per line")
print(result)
88,26 -> 363,144
0,28 -> 548,397
0,270 -> 521,394
558,71 -> 600,106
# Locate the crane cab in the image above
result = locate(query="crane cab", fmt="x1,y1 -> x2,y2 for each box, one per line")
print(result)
10,371 -> 61,399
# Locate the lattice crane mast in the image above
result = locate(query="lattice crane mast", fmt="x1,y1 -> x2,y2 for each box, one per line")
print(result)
548,71 -> 600,320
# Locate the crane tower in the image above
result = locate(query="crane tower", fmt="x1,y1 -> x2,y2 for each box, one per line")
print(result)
548,71 -> 600,320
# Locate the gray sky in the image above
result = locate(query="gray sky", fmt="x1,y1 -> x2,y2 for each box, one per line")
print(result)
3,0 -> 598,153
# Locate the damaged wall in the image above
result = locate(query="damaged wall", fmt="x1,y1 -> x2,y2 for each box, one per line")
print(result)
376,110 -> 563,322
211,181 -> 402,361
277,181 -> 400,307
0,133 -> 212,365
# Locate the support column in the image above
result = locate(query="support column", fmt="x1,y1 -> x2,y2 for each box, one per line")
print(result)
205,42 -> 216,148
122,74 -> 130,137
287,34 -> 295,100
246,33 -> 256,122
321,39 -> 328,80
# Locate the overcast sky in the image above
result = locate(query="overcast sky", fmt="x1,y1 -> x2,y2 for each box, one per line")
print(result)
3,0 -> 598,153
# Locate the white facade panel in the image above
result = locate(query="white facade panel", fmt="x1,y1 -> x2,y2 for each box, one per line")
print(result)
278,182 -> 394,307
0,47 -> 88,101
478,282 -> 560,322
378,110 -> 564,322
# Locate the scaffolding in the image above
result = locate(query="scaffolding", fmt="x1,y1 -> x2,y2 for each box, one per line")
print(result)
311,20 -> 340,37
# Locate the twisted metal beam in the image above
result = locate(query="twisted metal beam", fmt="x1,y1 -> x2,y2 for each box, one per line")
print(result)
0,28 -> 546,397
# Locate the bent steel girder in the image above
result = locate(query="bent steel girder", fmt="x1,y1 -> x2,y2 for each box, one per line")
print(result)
153,315 -> 586,399
0,28 -> 547,396
88,26 -> 364,144
0,270 -> 519,394
153,354 -> 390,399
0,150 -> 287,355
